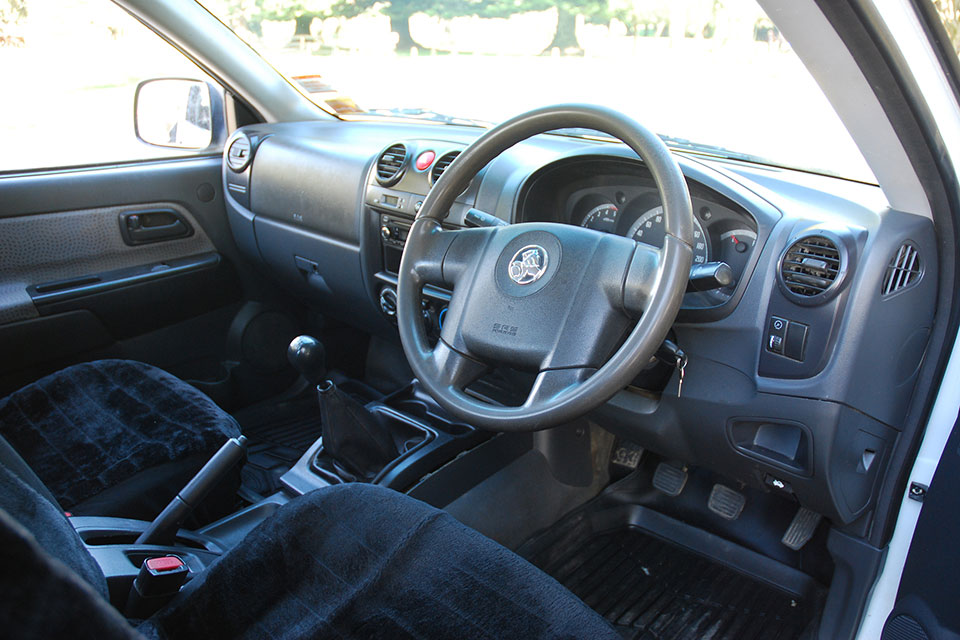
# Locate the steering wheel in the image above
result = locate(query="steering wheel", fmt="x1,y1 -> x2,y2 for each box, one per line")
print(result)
397,104 -> 693,431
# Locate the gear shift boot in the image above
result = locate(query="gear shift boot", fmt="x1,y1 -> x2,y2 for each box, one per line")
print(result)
317,381 -> 401,482
286,334 -> 431,483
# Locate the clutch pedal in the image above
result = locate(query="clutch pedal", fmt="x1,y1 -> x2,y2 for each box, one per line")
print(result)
652,462 -> 688,497
782,507 -> 822,550
708,484 -> 746,520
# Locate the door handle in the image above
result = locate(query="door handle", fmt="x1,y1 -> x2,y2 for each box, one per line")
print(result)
119,209 -> 193,245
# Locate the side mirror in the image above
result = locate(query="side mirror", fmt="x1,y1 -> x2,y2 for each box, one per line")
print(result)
135,78 -> 214,149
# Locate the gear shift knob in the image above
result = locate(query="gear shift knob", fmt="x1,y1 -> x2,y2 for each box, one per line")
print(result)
287,335 -> 326,386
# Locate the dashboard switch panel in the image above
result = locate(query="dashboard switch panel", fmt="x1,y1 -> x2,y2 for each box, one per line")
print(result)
784,322 -> 809,361
766,316 -> 808,362
767,316 -> 788,354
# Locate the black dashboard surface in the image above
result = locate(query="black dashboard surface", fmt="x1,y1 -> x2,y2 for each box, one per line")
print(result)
221,118 -> 936,526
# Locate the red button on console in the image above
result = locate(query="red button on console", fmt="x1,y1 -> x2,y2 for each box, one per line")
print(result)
415,151 -> 435,171
146,556 -> 184,572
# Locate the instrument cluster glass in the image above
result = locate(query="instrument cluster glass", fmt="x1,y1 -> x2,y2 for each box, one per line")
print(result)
573,190 -> 755,276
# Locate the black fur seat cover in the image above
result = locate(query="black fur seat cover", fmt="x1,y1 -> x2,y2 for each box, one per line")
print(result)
0,359 -> 240,509
140,484 -> 621,639
0,470 -> 620,639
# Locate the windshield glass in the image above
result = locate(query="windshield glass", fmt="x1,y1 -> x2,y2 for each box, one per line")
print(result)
200,0 -> 875,182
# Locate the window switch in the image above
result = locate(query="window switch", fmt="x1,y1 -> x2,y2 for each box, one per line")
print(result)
784,322 -> 808,361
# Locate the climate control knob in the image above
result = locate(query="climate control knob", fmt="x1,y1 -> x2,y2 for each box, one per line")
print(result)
380,225 -> 392,241
379,286 -> 398,317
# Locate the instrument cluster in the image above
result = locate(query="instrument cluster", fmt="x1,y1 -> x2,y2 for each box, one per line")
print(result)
565,181 -> 758,307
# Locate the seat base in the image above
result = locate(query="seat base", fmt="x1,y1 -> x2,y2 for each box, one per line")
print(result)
0,359 -> 241,511
140,484 -> 621,639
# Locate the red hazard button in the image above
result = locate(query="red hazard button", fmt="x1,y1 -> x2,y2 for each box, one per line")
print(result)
415,151 -> 435,171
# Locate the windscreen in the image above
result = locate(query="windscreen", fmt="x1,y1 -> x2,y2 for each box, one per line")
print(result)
199,0 -> 876,183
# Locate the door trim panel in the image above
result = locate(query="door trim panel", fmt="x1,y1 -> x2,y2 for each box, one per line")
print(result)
0,201 -> 216,324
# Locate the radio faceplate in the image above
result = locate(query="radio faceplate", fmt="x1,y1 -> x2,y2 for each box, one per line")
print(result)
379,214 -> 410,275
380,215 -> 410,249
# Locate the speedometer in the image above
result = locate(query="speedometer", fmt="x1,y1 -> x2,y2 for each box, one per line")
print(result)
626,206 -> 709,265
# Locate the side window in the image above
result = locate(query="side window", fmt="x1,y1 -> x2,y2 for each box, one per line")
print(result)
0,0 -> 222,173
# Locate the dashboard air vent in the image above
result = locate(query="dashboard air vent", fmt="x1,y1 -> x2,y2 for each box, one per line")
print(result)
376,143 -> 407,186
882,243 -> 921,296
226,135 -> 251,172
430,151 -> 460,184
780,235 -> 842,300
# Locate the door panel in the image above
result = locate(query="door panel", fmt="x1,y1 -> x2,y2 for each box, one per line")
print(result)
882,410 -> 960,640
0,201 -> 216,324
0,157 -> 246,392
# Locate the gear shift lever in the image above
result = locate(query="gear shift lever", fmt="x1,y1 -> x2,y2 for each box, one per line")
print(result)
287,335 -> 398,481
288,335 -> 327,386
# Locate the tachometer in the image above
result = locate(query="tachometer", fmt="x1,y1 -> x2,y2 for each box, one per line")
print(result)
580,203 -> 620,233
626,206 -> 709,264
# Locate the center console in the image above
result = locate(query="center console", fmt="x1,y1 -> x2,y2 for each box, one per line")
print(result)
363,139 -> 493,334
280,378 -> 486,496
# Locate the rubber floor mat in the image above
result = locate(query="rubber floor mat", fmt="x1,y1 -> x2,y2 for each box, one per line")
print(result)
233,393 -> 323,453
530,527 -> 814,640
233,397 -> 322,498
242,413 -> 323,451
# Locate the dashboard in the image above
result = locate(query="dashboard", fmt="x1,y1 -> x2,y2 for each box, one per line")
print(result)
219,118 -> 936,529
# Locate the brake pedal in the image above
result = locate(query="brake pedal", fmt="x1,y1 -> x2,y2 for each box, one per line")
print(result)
782,507 -> 822,550
708,484 -> 746,520
652,462 -> 688,496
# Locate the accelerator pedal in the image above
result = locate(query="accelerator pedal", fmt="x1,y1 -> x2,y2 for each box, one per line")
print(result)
782,507 -> 822,550
708,484 -> 746,520
652,462 -> 688,497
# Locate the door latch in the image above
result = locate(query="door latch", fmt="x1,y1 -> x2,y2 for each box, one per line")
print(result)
119,209 -> 192,245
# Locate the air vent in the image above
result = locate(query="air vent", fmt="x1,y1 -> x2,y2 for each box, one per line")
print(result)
226,136 -> 251,172
430,150 -> 460,184
780,235 -> 842,300
376,143 -> 407,186
882,243 -> 921,296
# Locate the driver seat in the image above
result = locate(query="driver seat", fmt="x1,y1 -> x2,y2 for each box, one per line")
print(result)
0,438 -> 620,639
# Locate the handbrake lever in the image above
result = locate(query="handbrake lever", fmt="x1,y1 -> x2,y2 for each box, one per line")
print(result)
135,435 -> 247,546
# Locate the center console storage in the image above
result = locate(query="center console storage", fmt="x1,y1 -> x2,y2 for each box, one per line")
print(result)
311,404 -> 436,483
72,516 -> 225,607
280,381 -> 487,496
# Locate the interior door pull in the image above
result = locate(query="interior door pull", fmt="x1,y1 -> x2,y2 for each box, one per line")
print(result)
119,209 -> 193,245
